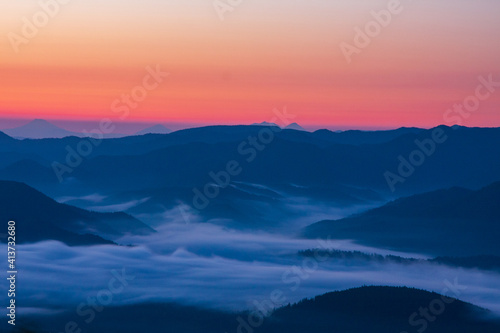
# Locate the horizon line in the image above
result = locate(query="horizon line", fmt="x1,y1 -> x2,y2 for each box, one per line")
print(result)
0,117 -> 498,135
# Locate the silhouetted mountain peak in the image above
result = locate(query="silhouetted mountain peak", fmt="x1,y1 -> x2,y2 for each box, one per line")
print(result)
285,122 -> 307,131
32,118 -> 53,125
24,119 -> 67,131
252,121 -> 280,127
136,124 -> 172,135
2,119 -> 79,139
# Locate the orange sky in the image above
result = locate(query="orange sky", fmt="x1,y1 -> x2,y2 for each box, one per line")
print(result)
1,0 -> 500,129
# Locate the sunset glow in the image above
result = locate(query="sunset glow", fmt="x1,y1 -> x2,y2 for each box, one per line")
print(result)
1,0 -> 500,129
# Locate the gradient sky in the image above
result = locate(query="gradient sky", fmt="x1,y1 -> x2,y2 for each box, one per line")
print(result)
1,0 -> 500,129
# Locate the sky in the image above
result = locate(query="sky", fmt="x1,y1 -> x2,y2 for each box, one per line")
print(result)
1,0 -> 500,130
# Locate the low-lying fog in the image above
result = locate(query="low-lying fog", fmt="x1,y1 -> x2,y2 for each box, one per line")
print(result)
1,213 -> 500,317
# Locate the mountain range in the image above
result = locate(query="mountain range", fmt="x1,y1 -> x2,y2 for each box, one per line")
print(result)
1,119 -> 301,139
1,123 -> 500,331
1,124 -> 500,228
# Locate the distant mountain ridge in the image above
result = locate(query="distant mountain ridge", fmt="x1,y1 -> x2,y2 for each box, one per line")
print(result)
135,124 -> 172,135
251,121 -> 308,131
0,125 -> 500,212
2,119 -> 82,139
1,119 -> 132,139
285,122 -> 307,131
312,126 -> 424,145
252,121 -> 281,127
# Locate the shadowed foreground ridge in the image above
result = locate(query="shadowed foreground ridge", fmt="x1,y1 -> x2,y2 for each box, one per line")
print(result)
265,286 -> 500,333
0,180 -> 155,245
8,287 -> 500,333
304,181 -> 500,256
